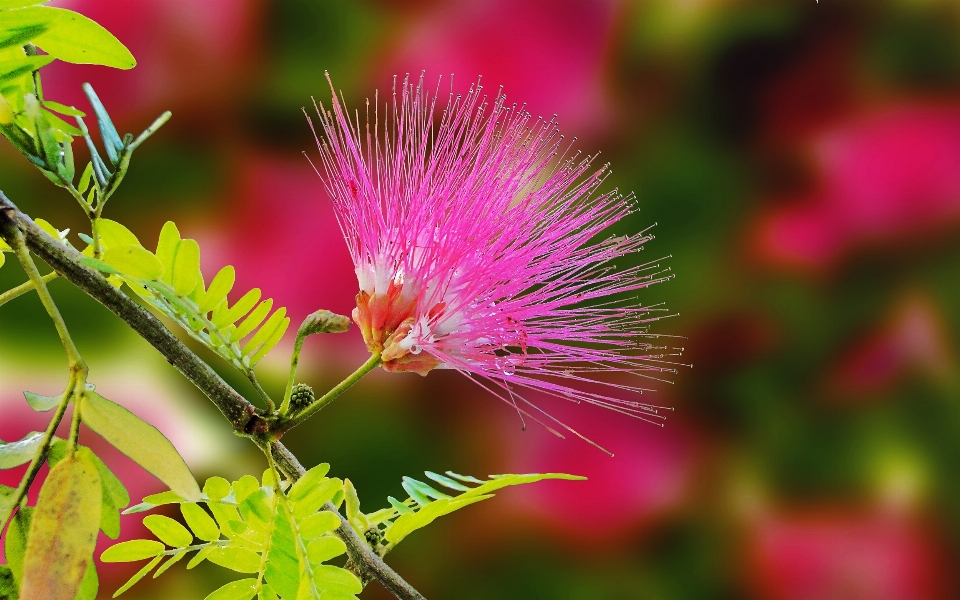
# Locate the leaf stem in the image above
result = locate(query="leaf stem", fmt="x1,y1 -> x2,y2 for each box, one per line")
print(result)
279,328 -> 309,416
0,271 -> 57,307
0,376 -> 78,532
277,353 -> 381,434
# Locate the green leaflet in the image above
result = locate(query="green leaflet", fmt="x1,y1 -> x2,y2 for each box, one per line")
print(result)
205,579 -> 257,600
4,506 -> 31,589
0,431 -> 43,468
20,453 -> 102,600
101,540 -> 164,563
28,7 -> 135,68
79,391 -> 201,501
21,390 -> 59,412
82,219 -> 289,370
375,471 -> 586,546
103,469 -> 357,600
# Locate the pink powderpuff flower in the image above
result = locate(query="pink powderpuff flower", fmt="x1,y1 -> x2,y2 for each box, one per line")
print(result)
307,74 -> 678,440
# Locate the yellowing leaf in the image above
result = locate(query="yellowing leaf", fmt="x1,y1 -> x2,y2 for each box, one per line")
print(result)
102,244 -> 163,281
30,7 -> 135,69
20,453 -> 102,600
80,391 -> 201,501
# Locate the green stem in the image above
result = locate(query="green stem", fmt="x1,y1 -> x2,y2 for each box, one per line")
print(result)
8,227 -> 85,369
276,353 -> 381,434
248,373 -> 276,412
279,333 -> 308,416
0,271 -> 57,307
66,388 -> 84,456
0,376 -> 77,532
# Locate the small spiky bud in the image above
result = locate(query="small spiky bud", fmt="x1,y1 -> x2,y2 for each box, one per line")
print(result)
289,383 -> 315,412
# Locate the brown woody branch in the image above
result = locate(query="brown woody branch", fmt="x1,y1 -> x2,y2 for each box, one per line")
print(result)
0,191 -> 426,600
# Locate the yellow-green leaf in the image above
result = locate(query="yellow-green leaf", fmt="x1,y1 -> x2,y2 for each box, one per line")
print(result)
20,453 -> 102,600
101,539 -> 164,563
198,265 -> 235,313
0,431 -> 43,468
155,221 -> 181,285
306,536 -> 346,564
298,512 -> 341,540
313,565 -> 362,595
102,244 -> 163,280
249,316 -> 290,365
143,514 -> 193,547
80,391 -> 201,501
213,288 -> 261,328
97,219 -> 140,248
171,238 -> 200,296
203,476 -> 231,501
204,578 -> 257,600
181,503 -> 220,542
231,298 -> 273,343
112,553 -> 162,597
206,547 -> 260,573
30,7 -> 135,69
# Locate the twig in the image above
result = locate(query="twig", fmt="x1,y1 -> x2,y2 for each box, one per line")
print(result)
269,444 -> 426,600
0,191 -> 427,600
0,271 -> 58,307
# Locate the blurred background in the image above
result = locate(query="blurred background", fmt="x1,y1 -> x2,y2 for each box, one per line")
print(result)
2,0 -> 960,598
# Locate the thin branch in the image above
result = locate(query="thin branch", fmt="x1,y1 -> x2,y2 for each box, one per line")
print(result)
0,271 -> 58,307
0,191 -> 427,600
269,443 -> 427,600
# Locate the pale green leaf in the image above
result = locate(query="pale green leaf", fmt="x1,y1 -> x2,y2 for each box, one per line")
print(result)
241,307 -> 287,355
424,471 -> 471,491
171,238 -> 200,296
206,547 -> 260,573
385,495 -> 492,545
22,390 -> 59,411
20,453 -> 102,600
199,265 -> 235,313
79,391 -> 201,501
249,316 -> 290,365
111,554 -> 162,597
214,288 -> 261,328
313,565 -> 362,595
298,512 -> 341,540
30,7 -> 135,69
143,514 -> 193,547
102,244 -> 163,280
444,471 -> 484,484
155,221 -> 181,285
0,431 -> 43,468
232,475 -> 259,503
42,99 -> 84,117
204,476 -> 232,501
187,545 -> 214,569
343,479 -> 366,531
264,511 -> 298,600
231,299 -> 273,343
306,536 -> 346,564
208,502 -> 242,535
97,219 -> 140,248
291,478 -> 341,520
182,503 -> 220,542
288,463 -> 331,502
100,540 -> 164,563
402,477 -> 452,501
122,489 -> 185,514
259,583 -> 280,600
459,472 -> 586,500
0,54 -> 53,82
204,578 -> 257,600
387,496 -> 413,515
153,547 -> 188,578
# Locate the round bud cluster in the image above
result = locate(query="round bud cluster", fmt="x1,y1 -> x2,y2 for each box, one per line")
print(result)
289,383 -> 315,412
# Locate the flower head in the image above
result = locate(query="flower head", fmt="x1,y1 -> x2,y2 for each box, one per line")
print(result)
308,74 -> 677,438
